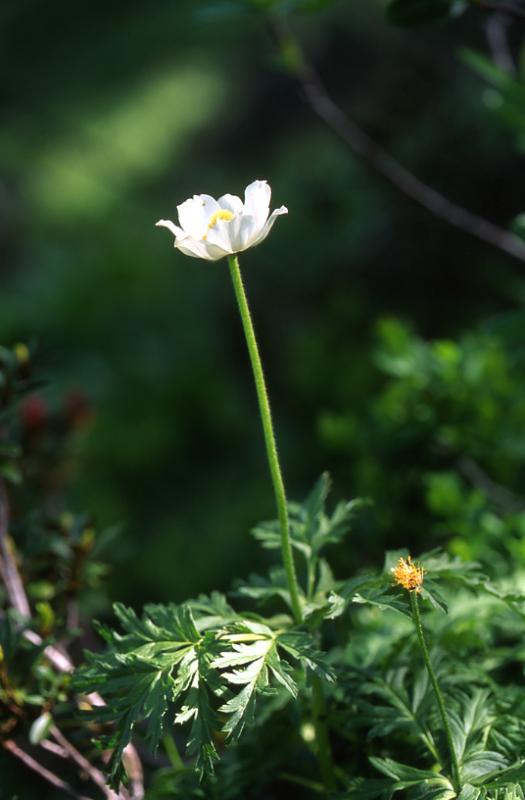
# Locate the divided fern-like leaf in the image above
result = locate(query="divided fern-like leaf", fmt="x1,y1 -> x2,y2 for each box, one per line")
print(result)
369,756 -> 455,800
212,622 -> 297,741
75,597 -> 332,784
253,473 -> 366,560
75,602 -> 220,784
252,473 -> 368,606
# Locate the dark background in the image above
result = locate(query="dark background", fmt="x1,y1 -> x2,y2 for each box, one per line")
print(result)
1,0 -> 524,609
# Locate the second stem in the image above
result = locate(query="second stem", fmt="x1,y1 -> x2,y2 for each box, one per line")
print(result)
410,591 -> 461,793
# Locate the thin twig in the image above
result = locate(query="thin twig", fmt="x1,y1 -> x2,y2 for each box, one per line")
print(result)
28,633 -> 143,799
24,628 -> 76,672
457,455 -> 525,512
51,725 -> 119,800
0,478 -> 76,670
0,481 -> 144,799
486,14 -> 516,73
273,21 -> 525,264
0,477 -> 31,617
40,738 -> 70,759
122,745 -> 145,800
474,0 -> 525,20
2,739 -> 93,800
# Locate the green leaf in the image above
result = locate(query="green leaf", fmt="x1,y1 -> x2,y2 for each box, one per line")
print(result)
343,777 -> 396,799
369,758 -> 454,800
446,688 -> 494,764
481,762 -> 525,789
304,589 -> 346,623
174,641 -> 221,778
235,567 -> 296,613
361,666 -> 438,759
212,621 -> 298,742
75,602 -> 220,783
278,630 -> 336,683
461,49 -> 525,109
370,756 -> 444,783
29,712 -> 53,745
456,785 -> 481,800
187,592 -> 239,633
461,750 -> 509,783
499,787 -> 525,800
419,582 -> 448,614
351,586 -> 411,618
253,473 -> 367,563
407,784 -> 456,800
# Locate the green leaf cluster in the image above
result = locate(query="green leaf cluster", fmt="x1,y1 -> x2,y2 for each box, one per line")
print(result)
247,472 -> 367,618
339,556 -> 525,800
75,592 -> 332,785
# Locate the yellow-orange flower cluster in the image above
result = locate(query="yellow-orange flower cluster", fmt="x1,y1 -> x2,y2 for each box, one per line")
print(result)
392,556 -> 424,592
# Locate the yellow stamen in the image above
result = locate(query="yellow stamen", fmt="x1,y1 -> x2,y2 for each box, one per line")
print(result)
204,209 -> 234,240
392,555 -> 424,592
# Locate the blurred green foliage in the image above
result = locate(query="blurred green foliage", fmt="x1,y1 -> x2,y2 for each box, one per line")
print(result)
319,318 -> 525,569
1,0 -> 525,605
4,0 -> 525,796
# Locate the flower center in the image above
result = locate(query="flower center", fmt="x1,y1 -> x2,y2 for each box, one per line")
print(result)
391,556 -> 424,592
204,209 -> 234,240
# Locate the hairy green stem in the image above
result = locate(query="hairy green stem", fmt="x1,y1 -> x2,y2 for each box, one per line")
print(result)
410,591 -> 461,792
227,255 -> 302,624
227,254 -> 335,792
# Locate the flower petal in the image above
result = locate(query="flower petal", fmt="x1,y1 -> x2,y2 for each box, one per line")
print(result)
205,218 -> 235,254
248,205 -> 288,249
217,193 -> 244,214
201,240 -> 232,261
177,194 -> 220,238
173,237 -> 228,261
243,180 -> 271,228
228,214 -> 259,252
155,219 -> 185,239
157,181 -> 286,261
175,237 -> 211,259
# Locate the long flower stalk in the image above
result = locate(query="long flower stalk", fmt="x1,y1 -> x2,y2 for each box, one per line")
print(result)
227,254 -> 302,624
409,591 -> 461,793
227,254 -> 336,793
157,186 -> 333,789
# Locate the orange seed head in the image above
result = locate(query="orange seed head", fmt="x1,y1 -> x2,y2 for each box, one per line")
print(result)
392,555 -> 424,592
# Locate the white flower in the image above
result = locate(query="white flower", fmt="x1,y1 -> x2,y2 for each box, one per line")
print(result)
156,179 -> 287,261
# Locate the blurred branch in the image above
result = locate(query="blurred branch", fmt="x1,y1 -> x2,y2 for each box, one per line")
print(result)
50,725 -> 120,800
0,478 -> 31,618
0,480 -> 144,799
121,745 -> 145,800
486,14 -> 516,73
20,633 -> 144,799
25,628 -> 75,672
458,456 -> 525,512
473,0 -> 525,20
40,738 -> 70,759
2,738 -> 92,800
0,478 -> 75,670
273,21 -> 525,264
